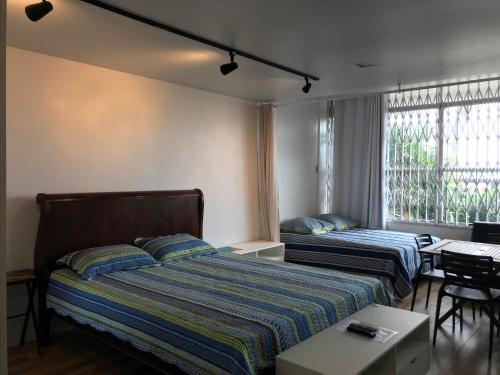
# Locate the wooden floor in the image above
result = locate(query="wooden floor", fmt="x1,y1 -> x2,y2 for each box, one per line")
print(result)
8,282 -> 500,375
8,330 -> 162,375
399,282 -> 500,375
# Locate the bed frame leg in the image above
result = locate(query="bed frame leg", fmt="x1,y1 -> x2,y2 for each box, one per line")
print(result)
37,282 -> 52,351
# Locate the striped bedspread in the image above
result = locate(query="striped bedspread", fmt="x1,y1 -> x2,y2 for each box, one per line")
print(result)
47,252 -> 391,375
282,229 -> 436,298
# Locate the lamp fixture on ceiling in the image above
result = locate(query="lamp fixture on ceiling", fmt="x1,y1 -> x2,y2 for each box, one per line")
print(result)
24,0 -> 320,93
25,0 -> 53,22
220,51 -> 238,76
302,77 -> 312,94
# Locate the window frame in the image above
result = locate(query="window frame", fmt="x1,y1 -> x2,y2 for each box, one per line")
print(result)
385,82 -> 500,227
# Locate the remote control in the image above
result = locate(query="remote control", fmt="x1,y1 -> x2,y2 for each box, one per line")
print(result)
351,322 -> 378,333
347,325 -> 377,338
347,324 -> 377,334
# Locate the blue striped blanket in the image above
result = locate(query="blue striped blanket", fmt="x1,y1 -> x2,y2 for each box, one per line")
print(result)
47,251 -> 391,375
282,229 -> 436,298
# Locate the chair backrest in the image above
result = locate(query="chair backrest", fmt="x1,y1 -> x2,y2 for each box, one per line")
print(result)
471,221 -> 500,244
414,233 -> 433,249
441,250 -> 494,290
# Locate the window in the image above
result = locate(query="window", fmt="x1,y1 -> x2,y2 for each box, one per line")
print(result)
385,79 -> 500,225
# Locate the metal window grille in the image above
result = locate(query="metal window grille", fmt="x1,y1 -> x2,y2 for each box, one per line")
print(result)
325,100 -> 335,212
318,100 -> 335,213
385,79 -> 500,225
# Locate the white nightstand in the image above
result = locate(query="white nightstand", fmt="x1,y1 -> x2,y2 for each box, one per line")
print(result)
230,240 -> 284,261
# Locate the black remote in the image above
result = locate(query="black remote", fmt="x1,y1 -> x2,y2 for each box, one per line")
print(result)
352,322 -> 378,333
347,325 -> 377,338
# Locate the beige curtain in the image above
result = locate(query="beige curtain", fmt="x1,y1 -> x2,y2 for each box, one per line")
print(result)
257,104 -> 280,242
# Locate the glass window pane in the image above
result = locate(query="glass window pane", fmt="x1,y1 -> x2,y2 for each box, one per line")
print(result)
441,102 -> 500,224
385,109 -> 439,222
385,78 -> 500,226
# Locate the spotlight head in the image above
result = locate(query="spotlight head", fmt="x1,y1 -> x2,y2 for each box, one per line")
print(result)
220,51 -> 238,76
302,77 -> 311,94
220,62 -> 238,75
25,0 -> 53,22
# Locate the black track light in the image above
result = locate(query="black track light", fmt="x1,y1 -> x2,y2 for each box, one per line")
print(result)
220,51 -> 238,76
24,0 -> 320,85
25,0 -> 53,22
302,77 -> 312,94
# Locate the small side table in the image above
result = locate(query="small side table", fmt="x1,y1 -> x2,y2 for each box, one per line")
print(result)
231,240 -> 285,261
7,269 -> 40,346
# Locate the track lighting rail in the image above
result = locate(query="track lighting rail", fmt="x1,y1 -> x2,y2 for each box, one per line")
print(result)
26,0 -> 319,92
79,0 -> 319,82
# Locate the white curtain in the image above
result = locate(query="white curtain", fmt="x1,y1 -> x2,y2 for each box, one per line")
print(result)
257,104 -> 280,241
332,95 -> 386,228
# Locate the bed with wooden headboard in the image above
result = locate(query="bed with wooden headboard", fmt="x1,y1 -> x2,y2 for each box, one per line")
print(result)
34,189 -> 391,375
34,189 -> 204,374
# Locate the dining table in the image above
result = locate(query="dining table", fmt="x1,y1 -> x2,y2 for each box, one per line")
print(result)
418,239 -> 500,265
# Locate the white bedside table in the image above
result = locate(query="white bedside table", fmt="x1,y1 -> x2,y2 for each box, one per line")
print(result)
230,240 -> 284,261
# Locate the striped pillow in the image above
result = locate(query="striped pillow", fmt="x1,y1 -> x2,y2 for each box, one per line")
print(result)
56,244 -> 159,280
133,236 -> 154,248
314,214 -> 360,230
137,234 -> 217,263
280,217 -> 335,234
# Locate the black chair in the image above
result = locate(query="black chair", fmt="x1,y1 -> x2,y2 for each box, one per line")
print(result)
411,234 -> 444,311
471,221 -> 500,244
471,221 -> 500,311
433,250 -> 500,361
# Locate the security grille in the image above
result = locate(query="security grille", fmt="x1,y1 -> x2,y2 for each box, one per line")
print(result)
318,100 -> 335,213
324,100 -> 335,212
385,79 -> 500,225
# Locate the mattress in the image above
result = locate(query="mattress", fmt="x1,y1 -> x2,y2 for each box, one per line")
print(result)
281,229 -> 437,298
47,251 -> 391,375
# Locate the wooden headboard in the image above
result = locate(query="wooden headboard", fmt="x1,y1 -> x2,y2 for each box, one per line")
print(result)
34,189 -> 204,280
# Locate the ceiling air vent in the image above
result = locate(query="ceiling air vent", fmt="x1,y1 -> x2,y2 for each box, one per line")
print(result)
354,63 -> 381,68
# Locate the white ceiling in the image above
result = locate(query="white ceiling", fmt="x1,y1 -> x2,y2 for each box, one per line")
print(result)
7,0 -> 500,102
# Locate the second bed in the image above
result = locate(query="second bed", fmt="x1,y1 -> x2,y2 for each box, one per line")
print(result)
282,228 -> 437,298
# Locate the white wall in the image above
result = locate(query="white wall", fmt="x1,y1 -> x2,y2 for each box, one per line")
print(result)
276,102 -> 319,221
386,221 -> 471,241
6,47 -> 259,344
